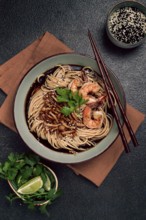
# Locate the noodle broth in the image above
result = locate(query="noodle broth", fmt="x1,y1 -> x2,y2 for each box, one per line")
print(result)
25,65 -> 113,154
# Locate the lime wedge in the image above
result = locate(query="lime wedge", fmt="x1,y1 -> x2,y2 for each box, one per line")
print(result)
17,176 -> 43,195
44,175 -> 51,191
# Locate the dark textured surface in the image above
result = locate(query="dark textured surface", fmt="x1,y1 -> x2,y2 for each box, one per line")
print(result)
0,0 -> 146,219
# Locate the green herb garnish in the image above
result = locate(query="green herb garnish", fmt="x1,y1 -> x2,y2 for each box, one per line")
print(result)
0,153 -> 61,216
56,88 -> 87,116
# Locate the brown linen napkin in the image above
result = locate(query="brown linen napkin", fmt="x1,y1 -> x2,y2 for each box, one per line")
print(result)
69,104 -> 145,186
0,32 -> 72,131
0,32 -> 145,186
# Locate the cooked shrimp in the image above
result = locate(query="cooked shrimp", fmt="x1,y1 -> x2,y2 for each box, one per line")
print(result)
79,82 -> 101,103
68,78 -> 82,92
83,106 -> 104,129
87,95 -> 107,109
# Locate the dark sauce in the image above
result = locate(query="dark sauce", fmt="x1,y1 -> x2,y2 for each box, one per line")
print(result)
25,65 -> 106,154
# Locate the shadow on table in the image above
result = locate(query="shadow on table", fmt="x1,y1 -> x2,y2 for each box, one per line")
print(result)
100,27 -> 142,56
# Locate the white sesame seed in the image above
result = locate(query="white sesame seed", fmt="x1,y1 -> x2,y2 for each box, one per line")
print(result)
108,6 -> 146,44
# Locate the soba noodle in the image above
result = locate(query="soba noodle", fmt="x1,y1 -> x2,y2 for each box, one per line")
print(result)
27,65 -> 114,154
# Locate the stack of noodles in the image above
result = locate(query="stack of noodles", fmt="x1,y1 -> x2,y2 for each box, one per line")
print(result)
27,65 -> 115,154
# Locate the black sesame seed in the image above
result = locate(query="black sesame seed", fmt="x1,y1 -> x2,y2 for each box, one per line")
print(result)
109,6 -> 146,44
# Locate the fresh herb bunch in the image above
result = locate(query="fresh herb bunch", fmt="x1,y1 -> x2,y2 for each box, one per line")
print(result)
56,88 -> 87,116
0,153 -> 61,215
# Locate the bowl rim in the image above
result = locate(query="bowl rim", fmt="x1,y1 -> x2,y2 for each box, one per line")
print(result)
13,52 -> 126,164
106,0 -> 146,48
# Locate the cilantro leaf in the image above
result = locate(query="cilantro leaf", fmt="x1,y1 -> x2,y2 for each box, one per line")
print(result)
0,153 -> 62,216
33,164 -> 43,176
8,153 -> 16,162
56,88 -> 86,116
7,168 -> 18,181
79,96 -> 87,106
61,106 -> 75,116
72,91 -> 80,102
3,161 -> 10,172
68,100 -> 76,108
20,166 -> 33,181
57,96 -> 69,103
56,88 -> 70,98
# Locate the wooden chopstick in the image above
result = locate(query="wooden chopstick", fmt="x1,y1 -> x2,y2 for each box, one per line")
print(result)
88,30 -> 138,152
88,31 -> 138,148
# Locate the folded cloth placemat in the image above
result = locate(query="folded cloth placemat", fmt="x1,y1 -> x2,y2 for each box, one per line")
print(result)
0,32 -> 72,131
0,32 -> 145,186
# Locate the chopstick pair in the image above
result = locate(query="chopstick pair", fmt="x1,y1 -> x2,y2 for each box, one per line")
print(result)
88,30 -> 138,153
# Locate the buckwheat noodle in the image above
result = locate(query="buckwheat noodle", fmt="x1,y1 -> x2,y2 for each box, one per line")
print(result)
27,65 -> 115,154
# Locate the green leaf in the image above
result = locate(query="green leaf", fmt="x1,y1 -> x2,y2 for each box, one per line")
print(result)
72,91 -> 80,102
56,88 -> 70,97
61,106 -> 74,116
39,203 -> 50,217
0,166 -> 3,174
20,166 -> 33,180
57,96 -> 69,103
68,100 -> 76,108
6,193 -> 20,204
15,160 -> 25,170
33,164 -> 43,176
8,153 -> 16,162
56,88 -> 87,116
3,162 -> 10,172
24,154 -> 39,166
7,168 -> 18,181
79,97 -> 87,106
56,88 -> 71,103
27,202 -> 36,210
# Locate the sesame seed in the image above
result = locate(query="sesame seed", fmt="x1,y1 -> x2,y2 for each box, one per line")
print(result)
108,6 -> 146,44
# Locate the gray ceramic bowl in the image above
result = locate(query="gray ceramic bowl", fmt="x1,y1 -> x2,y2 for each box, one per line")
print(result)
106,1 -> 146,48
14,53 -> 126,164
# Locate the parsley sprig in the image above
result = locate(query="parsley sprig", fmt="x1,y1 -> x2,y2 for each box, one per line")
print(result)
0,153 -> 61,215
56,88 -> 87,116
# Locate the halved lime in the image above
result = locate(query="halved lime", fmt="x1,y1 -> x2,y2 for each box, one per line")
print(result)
44,175 -> 51,191
17,176 -> 43,195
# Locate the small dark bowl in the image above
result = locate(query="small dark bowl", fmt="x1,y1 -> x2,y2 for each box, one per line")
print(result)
106,1 -> 146,48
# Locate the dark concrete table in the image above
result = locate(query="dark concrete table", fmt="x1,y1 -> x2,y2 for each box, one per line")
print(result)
0,0 -> 146,219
